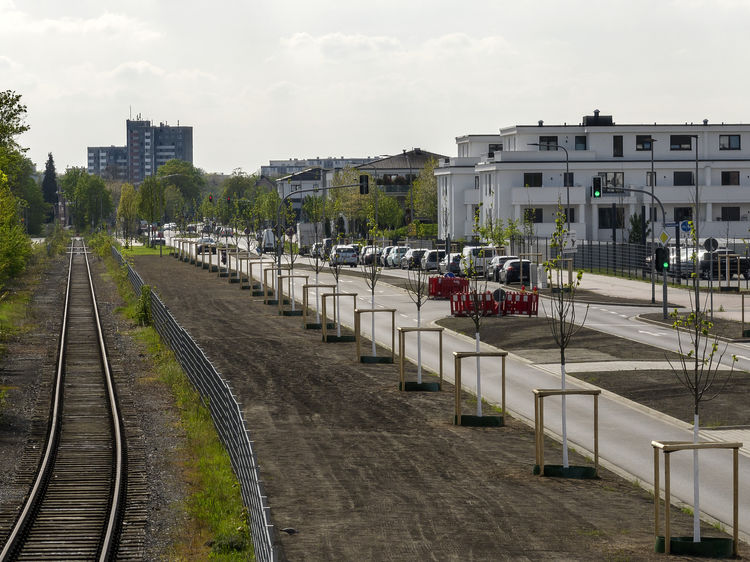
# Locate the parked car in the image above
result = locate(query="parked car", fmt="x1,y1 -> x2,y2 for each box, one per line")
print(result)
401,249 -> 427,269
329,245 -> 358,267
361,245 -> 382,265
459,246 -> 501,277
380,246 -> 395,266
311,242 -> 323,258
439,253 -> 462,275
386,246 -> 410,267
196,237 -> 217,254
486,255 -> 519,281
421,249 -> 446,271
499,259 -> 532,284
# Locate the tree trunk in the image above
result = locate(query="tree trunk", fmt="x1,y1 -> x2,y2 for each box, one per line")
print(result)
475,332 -> 482,417
693,412 -> 701,542
561,348 -> 569,468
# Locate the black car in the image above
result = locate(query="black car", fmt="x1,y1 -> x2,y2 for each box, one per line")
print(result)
499,259 -> 532,284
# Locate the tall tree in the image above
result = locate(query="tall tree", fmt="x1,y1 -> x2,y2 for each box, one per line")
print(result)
41,153 -> 58,214
412,157 -> 438,223
0,90 -> 29,150
156,159 -> 205,209
0,170 -> 31,288
0,90 -> 47,235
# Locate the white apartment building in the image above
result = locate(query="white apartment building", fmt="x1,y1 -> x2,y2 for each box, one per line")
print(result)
436,111 -> 750,243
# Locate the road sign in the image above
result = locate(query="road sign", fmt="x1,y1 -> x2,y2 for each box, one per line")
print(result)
562,230 -> 577,254
659,230 -> 671,245
704,237 -> 718,252
680,220 -> 690,233
665,221 -> 678,228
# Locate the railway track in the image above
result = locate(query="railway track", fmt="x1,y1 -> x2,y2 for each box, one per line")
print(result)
1,239 -> 126,560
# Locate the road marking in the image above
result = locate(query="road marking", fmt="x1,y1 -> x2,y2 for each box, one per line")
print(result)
638,329 -> 666,337
735,355 -> 750,362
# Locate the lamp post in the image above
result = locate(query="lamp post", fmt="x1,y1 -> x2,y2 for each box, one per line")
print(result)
647,138 -> 657,304
528,142 -> 570,230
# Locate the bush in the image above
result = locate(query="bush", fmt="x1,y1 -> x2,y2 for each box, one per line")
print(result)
136,284 -> 152,326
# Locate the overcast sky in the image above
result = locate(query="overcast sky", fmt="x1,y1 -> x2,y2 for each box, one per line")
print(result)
3,0 -> 748,175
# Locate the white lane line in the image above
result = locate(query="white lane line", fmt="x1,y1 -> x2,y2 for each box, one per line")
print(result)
638,329 -> 666,337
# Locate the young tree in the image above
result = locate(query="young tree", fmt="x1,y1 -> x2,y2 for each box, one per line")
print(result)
302,193 -> 331,326
403,250 -> 432,382
461,206 -> 494,416
117,183 -> 139,248
163,184 -> 185,223
360,214 -> 384,357
137,176 -> 165,244
542,203 -> 589,469
667,220 -> 736,542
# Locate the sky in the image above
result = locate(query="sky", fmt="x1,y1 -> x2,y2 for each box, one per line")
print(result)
3,0 -> 750,175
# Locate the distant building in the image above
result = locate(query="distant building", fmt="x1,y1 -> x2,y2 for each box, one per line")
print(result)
261,156 -> 374,179
87,117 -> 193,183
87,146 -> 128,181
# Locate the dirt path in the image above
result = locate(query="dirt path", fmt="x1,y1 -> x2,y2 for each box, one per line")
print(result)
133,254 -> 739,561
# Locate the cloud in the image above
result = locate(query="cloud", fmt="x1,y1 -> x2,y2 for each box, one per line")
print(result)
0,2 -> 159,41
281,32 -> 402,63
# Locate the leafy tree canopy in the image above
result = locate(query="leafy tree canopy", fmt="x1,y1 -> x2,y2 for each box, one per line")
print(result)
156,159 -> 204,208
0,90 -> 29,150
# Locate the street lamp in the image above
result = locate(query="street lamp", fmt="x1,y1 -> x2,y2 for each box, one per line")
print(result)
403,149 -> 413,224
528,142 -> 570,229
646,138 -> 658,304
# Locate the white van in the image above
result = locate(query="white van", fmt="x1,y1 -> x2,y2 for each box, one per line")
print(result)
260,228 -> 276,254
459,246 -> 501,277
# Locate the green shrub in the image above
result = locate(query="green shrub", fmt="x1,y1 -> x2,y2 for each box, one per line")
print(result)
136,284 -> 152,326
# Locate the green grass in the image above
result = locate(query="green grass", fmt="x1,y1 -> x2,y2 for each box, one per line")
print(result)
135,329 -> 253,560
122,244 -> 167,257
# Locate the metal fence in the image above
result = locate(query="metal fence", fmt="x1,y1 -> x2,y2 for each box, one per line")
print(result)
112,247 -> 276,561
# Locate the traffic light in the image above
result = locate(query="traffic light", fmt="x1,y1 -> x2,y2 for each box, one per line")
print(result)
655,247 -> 669,273
227,196 -> 231,204
592,177 -> 602,198
209,194 -> 214,203
359,174 -> 369,194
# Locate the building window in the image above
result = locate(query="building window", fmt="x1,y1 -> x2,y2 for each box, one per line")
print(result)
646,171 -> 656,187
721,206 -> 740,221
674,171 -> 694,186
722,171 -> 740,186
598,207 -> 624,229
575,136 -> 587,150
670,135 -> 693,150
613,135 -> 623,157
719,134 -> 741,150
601,172 -> 624,188
563,172 -> 574,187
560,207 -> 576,223
523,173 -> 543,187
636,135 -> 653,151
538,136 -> 558,150
489,143 -> 503,153
523,208 -> 543,223
674,207 -> 692,222
474,176 -> 479,190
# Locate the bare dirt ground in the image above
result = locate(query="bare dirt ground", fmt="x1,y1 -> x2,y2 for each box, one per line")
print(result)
132,254 -> 742,561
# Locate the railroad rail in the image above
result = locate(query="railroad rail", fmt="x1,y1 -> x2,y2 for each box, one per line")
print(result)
0,238 -> 125,560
